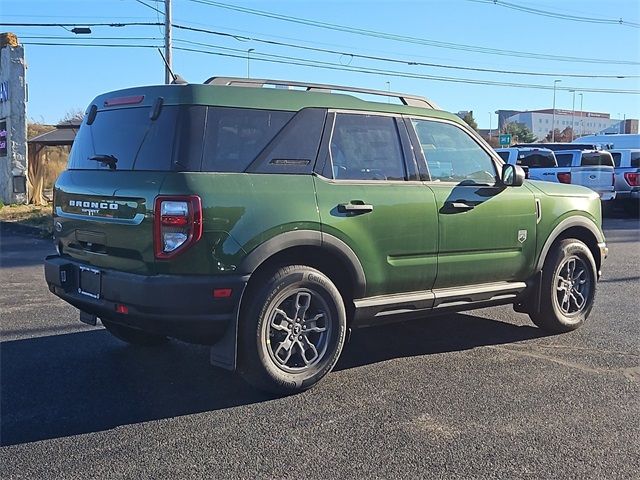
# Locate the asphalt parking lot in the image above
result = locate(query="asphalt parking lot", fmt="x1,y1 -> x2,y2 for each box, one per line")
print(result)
1,215 -> 638,479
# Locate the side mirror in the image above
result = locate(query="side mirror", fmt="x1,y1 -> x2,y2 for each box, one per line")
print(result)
502,163 -> 525,187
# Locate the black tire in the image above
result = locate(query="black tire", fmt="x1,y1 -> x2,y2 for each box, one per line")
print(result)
238,265 -> 347,395
101,318 -> 168,346
529,238 -> 597,333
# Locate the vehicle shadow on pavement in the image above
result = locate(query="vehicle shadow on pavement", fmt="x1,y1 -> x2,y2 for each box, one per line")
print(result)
336,313 -> 548,371
1,313 -> 547,446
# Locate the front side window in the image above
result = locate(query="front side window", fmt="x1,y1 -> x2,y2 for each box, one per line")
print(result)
328,114 -> 406,181
411,119 -> 497,183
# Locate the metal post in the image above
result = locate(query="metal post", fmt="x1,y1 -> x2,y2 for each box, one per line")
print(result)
247,48 -> 254,78
570,90 -> 576,141
578,93 -> 584,136
552,79 -> 561,142
164,0 -> 172,84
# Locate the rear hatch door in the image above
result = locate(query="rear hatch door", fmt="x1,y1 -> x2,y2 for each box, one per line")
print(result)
54,97 -> 201,274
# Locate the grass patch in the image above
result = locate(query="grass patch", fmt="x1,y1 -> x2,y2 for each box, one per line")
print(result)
0,203 -> 53,236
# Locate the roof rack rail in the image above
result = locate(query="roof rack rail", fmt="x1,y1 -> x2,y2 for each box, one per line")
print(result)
204,76 -> 440,110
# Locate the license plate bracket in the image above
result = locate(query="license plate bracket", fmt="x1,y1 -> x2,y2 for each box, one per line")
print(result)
78,266 -> 101,299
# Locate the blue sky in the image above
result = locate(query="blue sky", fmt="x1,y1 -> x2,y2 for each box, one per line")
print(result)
3,0 -> 639,128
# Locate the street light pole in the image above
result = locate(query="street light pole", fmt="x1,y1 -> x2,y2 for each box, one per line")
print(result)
246,48 -> 255,78
570,90 -> 576,141
578,93 -> 584,137
552,79 -> 561,142
164,0 -> 172,84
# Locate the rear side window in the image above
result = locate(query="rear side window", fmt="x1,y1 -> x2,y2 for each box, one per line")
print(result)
581,152 -> 614,167
68,106 -> 179,170
611,152 -> 622,167
496,151 -> 510,162
517,151 -> 557,168
412,119 -> 496,184
631,152 -> 640,168
328,113 -> 406,181
555,153 -> 573,167
201,108 -> 293,172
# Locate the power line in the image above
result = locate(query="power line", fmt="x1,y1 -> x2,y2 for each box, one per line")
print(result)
465,0 -> 640,28
22,42 -> 162,48
132,0 -> 165,16
173,23 -> 639,79
21,35 -> 163,41
0,22 -> 163,27
171,44 -> 640,95
183,0 -> 640,66
19,38 -> 639,94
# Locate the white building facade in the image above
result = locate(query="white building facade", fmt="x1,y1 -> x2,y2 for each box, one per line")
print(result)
503,109 -> 624,141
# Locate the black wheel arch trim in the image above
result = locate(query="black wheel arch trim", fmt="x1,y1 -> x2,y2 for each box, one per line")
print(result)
237,229 -> 367,298
535,216 -> 604,272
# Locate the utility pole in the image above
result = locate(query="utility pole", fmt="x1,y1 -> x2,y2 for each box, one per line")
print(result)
164,0 -> 172,84
552,79 -> 561,142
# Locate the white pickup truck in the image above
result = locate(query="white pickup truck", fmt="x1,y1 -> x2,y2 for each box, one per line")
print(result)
495,147 -> 559,182
496,147 -> 616,200
610,149 -> 639,214
553,150 -> 616,201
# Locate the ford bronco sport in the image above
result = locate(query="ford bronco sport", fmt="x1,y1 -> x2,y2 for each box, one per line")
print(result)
45,77 -> 608,394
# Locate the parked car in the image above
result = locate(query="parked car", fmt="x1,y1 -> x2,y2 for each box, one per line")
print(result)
44,77 -> 608,394
495,147 -> 559,182
610,148 -> 640,214
550,150 -> 616,201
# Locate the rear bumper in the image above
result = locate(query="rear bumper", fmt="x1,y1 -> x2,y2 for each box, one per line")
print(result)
44,255 -> 248,344
614,189 -> 640,200
598,190 -> 616,201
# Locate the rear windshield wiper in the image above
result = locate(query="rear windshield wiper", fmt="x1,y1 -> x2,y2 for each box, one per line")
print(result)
89,154 -> 118,170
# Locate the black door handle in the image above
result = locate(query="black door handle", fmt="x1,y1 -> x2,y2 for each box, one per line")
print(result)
446,201 -> 475,211
337,202 -> 374,214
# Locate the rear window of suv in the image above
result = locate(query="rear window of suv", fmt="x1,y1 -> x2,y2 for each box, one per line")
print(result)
68,105 -> 294,172
68,106 -> 180,171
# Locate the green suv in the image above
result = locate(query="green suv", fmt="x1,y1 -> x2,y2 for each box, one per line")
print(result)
45,77 -> 608,393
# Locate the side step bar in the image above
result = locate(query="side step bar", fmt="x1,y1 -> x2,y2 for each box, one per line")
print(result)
353,281 -> 527,327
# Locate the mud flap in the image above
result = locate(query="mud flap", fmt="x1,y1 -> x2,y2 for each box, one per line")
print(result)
513,271 -> 542,314
79,310 -> 98,326
210,283 -> 247,371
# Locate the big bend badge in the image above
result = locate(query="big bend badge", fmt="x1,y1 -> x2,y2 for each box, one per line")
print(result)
518,229 -> 528,243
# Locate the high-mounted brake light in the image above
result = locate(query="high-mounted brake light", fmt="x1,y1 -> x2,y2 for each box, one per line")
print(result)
624,172 -> 639,187
154,195 -> 203,259
557,172 -> 572,184
104,95 -> 144,107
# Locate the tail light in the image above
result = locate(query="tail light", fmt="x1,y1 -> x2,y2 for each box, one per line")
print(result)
624,172 -> 639,187
557,172 -> 572,184
154,195 -> 202,259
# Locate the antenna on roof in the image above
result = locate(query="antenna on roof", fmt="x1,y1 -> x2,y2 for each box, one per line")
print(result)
157,48 -> 187,85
